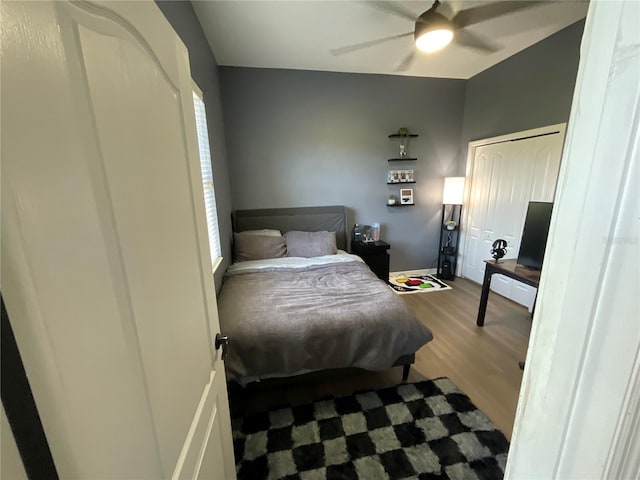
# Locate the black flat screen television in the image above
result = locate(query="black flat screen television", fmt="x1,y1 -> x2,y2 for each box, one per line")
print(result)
517,201 -> 553,270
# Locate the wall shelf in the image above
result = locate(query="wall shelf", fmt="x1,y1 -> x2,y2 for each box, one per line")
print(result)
388,134 -> 419,139
387,131 -> 418,207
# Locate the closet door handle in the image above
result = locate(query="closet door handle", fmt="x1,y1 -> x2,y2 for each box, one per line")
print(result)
215,333 -> 229,360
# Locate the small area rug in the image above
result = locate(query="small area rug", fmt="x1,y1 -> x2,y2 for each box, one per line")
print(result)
232,377 -> 508,480
388,270 -> 452,294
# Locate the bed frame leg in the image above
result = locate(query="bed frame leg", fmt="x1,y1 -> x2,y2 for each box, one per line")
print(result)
402,364 -> 410,383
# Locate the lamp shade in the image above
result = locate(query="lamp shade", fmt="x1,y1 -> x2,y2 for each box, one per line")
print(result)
443,177 -> 465,205
414,12 -> 454,53
415,29 -> 454,53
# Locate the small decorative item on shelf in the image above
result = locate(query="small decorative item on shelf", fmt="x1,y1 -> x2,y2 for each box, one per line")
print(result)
490,239 -> 508,262
400,188 -> 414,205
444,220 -> 457,230
398,127 -> 410,157
387,195 -> 397,205
387,169 -> 415,183
442,244 -> 455,255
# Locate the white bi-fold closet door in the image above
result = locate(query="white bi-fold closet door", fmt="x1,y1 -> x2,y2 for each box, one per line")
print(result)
462,126 -> 565,309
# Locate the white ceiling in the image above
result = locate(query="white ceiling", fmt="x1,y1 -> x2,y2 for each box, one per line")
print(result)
192,0 -> 588,80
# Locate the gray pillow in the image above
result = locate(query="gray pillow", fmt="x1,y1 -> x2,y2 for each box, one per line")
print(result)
284,231 -> 337,258
233,233 -> 287,262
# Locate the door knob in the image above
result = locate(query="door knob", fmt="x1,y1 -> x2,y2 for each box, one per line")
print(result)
215,333 -> 229,360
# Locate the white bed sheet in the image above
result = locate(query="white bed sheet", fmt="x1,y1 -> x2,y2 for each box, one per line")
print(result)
225,250 -> 363,276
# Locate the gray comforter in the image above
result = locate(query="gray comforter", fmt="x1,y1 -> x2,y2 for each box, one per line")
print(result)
217,258 -> 433,382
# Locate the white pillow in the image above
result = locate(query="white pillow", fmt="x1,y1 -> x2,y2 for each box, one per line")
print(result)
238,229 -> 282,237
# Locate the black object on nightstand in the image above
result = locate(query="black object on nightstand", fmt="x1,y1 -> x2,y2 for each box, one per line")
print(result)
351,241 -> 390,281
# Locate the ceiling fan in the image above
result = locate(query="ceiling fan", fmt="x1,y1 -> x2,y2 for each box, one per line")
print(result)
330,0 -> 545,71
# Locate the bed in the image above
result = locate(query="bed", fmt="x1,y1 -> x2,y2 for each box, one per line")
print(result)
217,206 -> 433,385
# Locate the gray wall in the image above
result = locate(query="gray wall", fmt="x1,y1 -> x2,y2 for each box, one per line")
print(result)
155,0 -> 233,290
460,20 -> 585,172
219,68 -> 467,271
155,1 -> 583,275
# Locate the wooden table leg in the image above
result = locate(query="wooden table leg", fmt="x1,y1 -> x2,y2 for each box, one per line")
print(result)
402,364 -> 410,383
476,266 -> 493,326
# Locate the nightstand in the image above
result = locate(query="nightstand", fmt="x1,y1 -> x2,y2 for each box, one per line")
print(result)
351,241 -> 390,281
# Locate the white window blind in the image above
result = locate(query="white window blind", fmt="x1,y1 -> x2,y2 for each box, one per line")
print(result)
192,90 -> 222,264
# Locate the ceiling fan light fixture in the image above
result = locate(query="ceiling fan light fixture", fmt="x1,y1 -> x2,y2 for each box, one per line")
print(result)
414,9 -> 454,53
415,28 -> 453,53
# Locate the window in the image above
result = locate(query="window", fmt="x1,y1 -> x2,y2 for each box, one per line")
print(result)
192,90 -> 222,266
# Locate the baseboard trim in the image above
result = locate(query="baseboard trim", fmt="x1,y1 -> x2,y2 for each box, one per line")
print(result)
390,268 -> 438,277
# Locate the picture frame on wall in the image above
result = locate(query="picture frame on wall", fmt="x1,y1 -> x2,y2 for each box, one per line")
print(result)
387,169 -> 415,184
400,188 -> 414,205
406,170 -> 415,182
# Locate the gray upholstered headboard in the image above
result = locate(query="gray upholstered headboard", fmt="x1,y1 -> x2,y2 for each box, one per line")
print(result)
233,206 -> 348,251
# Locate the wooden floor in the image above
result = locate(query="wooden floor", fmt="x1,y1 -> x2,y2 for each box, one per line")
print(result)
228,277 -> 532,439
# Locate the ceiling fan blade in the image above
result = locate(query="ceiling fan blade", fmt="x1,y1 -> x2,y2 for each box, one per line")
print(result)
454,29 -> 501,54
367,1 -> 418,22
453,1 -> 547,28
394,51 -> 416,72
330,31 -> 413,56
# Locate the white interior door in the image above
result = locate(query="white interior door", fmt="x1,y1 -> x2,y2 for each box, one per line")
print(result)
462,129 -> 564,309
507,1 -> 640,477
1,1 -> 235,479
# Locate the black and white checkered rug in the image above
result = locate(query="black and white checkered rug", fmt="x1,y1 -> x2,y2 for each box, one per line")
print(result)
232,377 -> 509,479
